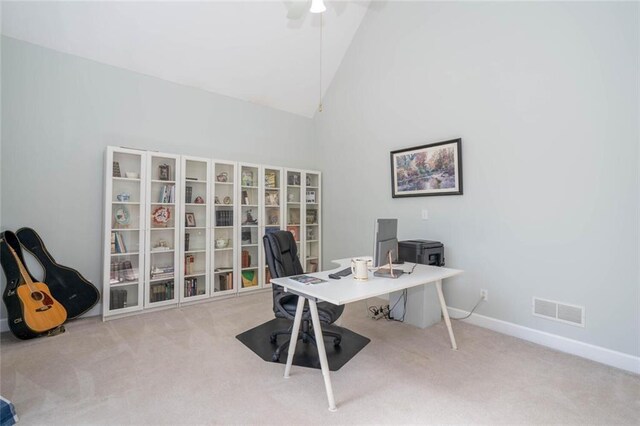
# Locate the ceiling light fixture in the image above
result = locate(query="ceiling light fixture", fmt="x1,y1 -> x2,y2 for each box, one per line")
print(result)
310,0 -> 327,14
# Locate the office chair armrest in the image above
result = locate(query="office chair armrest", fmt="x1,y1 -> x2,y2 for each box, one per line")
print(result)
273,291 -> 300,320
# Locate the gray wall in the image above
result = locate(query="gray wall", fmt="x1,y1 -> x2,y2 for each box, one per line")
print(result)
315,2 -> 639,356
1,36 -> 316,322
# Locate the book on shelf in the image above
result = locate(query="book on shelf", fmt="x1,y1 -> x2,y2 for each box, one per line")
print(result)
185,186 -> 192,203
159,185 -> 176,203
110,288 -> 128,309
150,280 -> 174,302
111,231 -> 122,253
241,270 -> 257,287
185,254 -> 195,275
184,233 -> 190,251
184,277 -> 202,297
215,210 -> 233,227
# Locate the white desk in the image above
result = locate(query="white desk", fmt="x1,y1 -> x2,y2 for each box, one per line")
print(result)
270,258 -> 463,411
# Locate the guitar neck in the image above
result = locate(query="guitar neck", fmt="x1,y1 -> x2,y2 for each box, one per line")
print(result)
7,245 -> 34,286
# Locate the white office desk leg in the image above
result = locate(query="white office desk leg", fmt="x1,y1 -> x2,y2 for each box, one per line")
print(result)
435,279 -> 458,350
284,296 -> 306,379
309,299 -> 338,412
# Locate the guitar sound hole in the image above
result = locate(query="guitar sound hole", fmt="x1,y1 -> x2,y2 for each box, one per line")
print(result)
31,291 -> 44,302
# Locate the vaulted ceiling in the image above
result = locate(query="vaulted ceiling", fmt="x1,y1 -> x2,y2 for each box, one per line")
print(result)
2,1 -> 372,118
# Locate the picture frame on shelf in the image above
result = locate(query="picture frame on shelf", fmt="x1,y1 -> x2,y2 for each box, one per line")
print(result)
241,170 -> 254,186
159,164 -> 171,181
288,208 -> 300,225
306,209 -> 317,225
390,138 -> 463,198
306,190 -> 316,204
288,173 -> 300,186
266,191 -> 279,206
185,212 -> 196,227
265,171 -> 277,188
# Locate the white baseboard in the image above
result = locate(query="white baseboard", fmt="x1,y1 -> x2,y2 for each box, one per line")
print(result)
448,307 -> 640,375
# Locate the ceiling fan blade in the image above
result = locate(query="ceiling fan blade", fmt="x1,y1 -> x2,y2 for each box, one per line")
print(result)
283,0 -> 309,20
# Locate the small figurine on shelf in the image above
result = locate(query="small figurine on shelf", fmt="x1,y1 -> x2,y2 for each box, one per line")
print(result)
243,209 -> 258,225
214,196 -> 221,205
194,196 -> 205,204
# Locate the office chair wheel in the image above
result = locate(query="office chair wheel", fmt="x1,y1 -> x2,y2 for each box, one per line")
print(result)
269,334 -> 277,344
333,337 -> 341,346
272,352 -> 280,362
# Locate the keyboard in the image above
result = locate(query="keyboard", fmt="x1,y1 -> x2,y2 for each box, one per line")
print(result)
328,267 -> 352,279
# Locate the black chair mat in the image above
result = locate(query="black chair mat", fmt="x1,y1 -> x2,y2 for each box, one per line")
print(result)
236,318 -> 370,371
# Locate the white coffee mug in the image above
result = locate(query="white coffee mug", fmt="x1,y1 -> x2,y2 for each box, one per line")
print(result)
351,258 -> 371,281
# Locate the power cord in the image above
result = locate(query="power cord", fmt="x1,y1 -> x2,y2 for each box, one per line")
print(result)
450,296 -> 484,320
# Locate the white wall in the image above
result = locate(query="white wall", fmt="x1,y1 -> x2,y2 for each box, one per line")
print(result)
0,36 -> 316,323
315,2 -> 639,356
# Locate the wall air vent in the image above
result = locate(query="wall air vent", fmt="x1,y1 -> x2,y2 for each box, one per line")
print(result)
532,297 -> 585,327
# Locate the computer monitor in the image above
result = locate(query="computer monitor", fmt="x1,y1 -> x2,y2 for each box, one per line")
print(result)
373,218 -> 399,267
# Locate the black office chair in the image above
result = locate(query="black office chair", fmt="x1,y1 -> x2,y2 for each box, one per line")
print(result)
263,231 -> 344,362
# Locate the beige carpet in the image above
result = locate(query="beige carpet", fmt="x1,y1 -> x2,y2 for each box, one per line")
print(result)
1,291 -> 638,425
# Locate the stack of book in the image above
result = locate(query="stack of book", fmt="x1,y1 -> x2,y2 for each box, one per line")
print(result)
150,265 -> 174,280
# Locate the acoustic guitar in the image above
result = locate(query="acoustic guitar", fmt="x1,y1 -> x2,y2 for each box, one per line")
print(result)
6,244 -> 67,333
16,227 -> 100,319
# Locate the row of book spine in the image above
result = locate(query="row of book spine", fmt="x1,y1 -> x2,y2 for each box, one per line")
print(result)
150,281 -> 174,302
217,272 -> 233,291
184,277 -> 200,297
111,231 -> 128,254
216,210 -> 233,226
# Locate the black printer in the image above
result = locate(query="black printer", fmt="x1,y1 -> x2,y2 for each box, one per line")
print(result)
398,239 -> 445,266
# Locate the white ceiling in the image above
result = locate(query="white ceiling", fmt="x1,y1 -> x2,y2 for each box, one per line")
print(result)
1,1 -> 372,118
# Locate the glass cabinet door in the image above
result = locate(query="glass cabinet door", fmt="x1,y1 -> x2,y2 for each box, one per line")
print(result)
262,167 -> 283,286
304,172 -> 321,273
146,153 -> 181,307
181,156 -> 210,302
212,161 -> 237,295
239,164 -> 261,291
105,147 -> 145,316
285,170 -> 302,255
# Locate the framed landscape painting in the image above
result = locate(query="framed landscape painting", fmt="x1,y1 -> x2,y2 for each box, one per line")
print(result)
391,138 -> 463,197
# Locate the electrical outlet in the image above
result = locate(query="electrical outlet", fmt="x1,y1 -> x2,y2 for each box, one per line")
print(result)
480,289 -> 488,301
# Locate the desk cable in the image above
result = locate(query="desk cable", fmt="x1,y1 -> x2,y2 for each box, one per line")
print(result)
449,296 -> 484,320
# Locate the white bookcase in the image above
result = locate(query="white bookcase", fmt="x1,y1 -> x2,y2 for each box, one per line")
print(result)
103,147 -> 146,317
181,156 -> 211,303
284,169 -> 322,273
238,163 -> 262,292
103,146 -> 321,320
145,152 -> 181,308
261,166 -> 285,286
212,160 -> 237,296
303,171 -> 322,273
